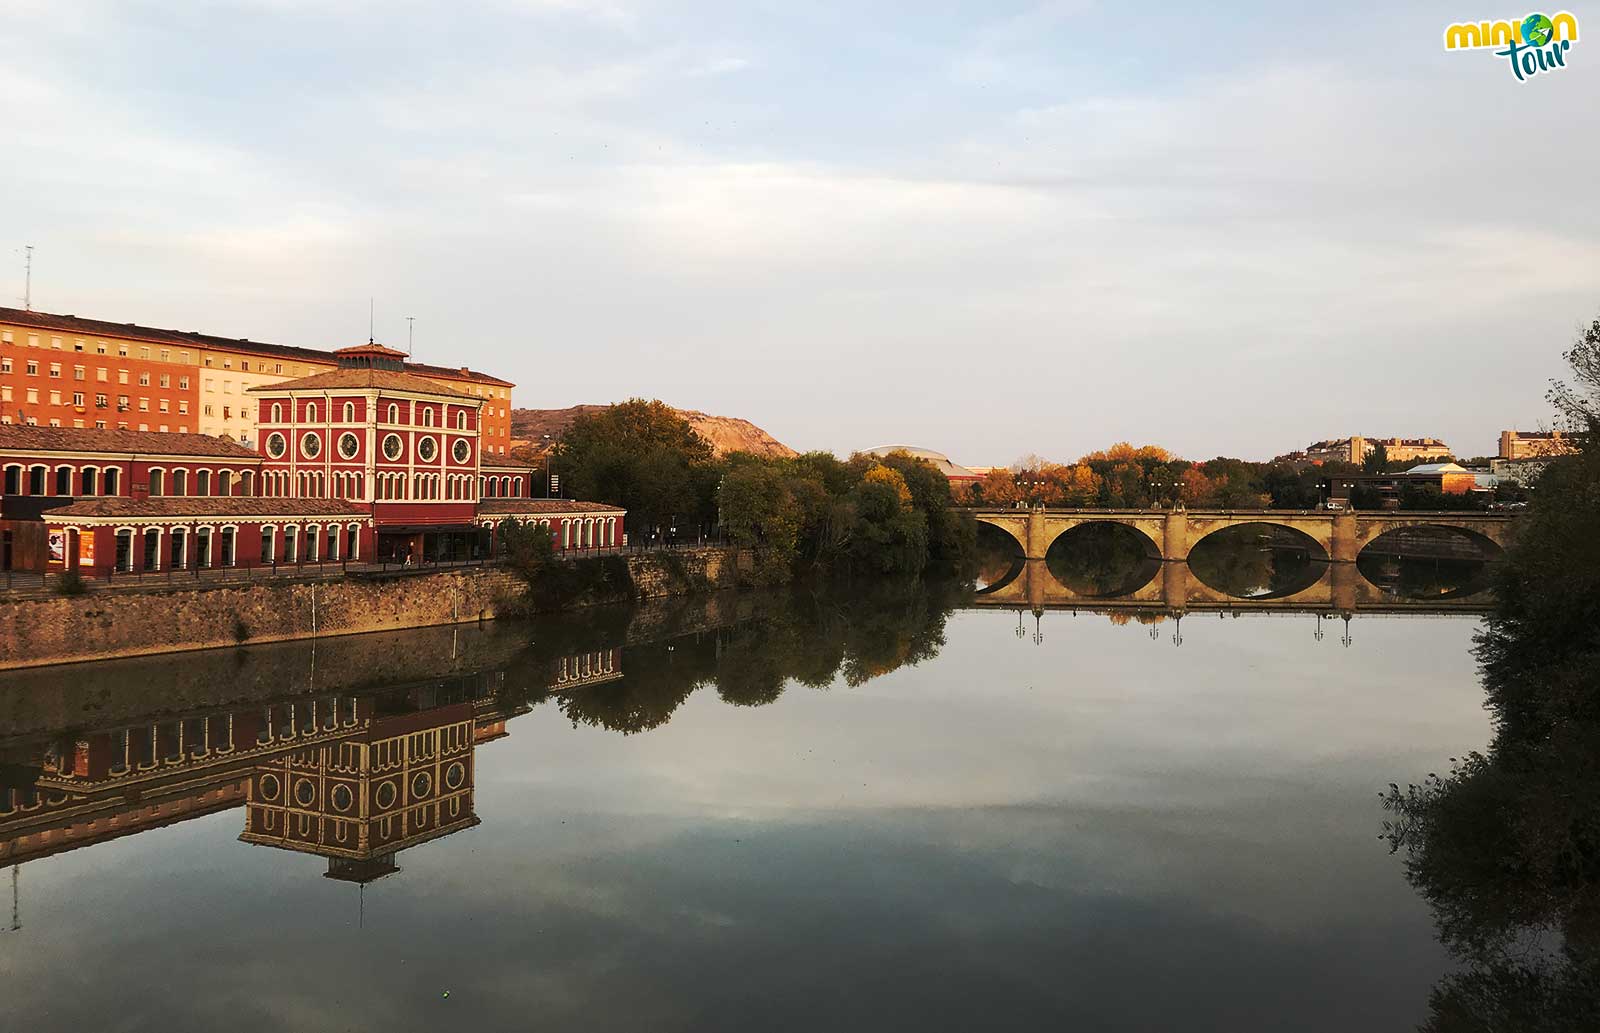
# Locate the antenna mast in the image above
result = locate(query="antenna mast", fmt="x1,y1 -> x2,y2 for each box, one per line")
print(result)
406,316 -> 415,357
23,245 -> 33,311
368,298 -> 375,345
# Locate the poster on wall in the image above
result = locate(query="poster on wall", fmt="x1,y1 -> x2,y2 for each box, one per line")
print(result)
78,533 -> 95,567
47,529 -> 66,564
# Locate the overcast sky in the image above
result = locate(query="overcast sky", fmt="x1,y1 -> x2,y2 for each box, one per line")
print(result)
3,1 -> 1596,463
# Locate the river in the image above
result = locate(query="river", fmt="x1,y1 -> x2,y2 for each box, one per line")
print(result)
0,561 -> 1494,1031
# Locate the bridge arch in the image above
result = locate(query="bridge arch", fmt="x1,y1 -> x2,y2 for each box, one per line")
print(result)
1188,521 -> 1331,564
1043,519 -> 1162,560
1357,522 -> 1506,563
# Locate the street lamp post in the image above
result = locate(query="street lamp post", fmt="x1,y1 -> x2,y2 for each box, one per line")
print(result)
541,434 -> 553,498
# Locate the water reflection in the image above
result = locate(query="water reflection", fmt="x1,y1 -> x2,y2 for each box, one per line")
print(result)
0,586 -> 1503,1031
1187,524 -> 1327,599
1045,523 -> 1163,597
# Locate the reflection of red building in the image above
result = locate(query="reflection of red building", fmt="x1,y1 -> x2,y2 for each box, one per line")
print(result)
239,697 -> 478,882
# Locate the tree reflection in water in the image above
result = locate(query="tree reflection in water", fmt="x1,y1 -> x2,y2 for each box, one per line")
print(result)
1187,524 -> 1325,598
1382,444 -> 1600,1031
1045,523 -> 1162,597
553,581 -> 961,735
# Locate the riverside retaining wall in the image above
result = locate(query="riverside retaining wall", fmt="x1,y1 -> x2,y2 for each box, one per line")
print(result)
0,547 -> 746,671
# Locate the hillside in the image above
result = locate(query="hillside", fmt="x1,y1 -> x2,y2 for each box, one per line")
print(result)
510,404 -> 796,459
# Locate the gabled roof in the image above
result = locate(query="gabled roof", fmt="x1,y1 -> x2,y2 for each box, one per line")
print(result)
0,425 -> 260,459
248,368 -> 477,399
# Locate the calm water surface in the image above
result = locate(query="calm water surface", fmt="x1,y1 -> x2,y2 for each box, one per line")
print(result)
0,585 -> 1491,1031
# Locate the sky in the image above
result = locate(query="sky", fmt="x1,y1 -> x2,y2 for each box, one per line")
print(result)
2,1 -> 1597,463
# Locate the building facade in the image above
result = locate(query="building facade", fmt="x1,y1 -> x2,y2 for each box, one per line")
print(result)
1301,435 -> 1454,465
1498,429 -> 1579,460
0,308 -> 513,452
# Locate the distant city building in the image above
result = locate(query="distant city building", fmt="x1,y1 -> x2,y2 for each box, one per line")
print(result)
1491,455 -> 1560,486
1324,461 -> 1493,506
1301,435 -> 1453,465
1498,429 -> 1579,460
859,445 -> 981,482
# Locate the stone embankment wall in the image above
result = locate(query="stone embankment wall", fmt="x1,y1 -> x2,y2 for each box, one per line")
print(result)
0,547 -> 746,671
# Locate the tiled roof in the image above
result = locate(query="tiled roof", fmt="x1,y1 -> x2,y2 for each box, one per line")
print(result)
0,306 -> 333,363
0,424 -> 261,458
477,499 -> 625,515
247,368 -> 476,398
335,341 -> 408,358
405,360 -> 515,387
44,497 -> 370,519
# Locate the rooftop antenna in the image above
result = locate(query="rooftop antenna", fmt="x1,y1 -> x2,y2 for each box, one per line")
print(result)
406,316 -> 415,357
22,245 -> 33,311
368,298 -> 375,345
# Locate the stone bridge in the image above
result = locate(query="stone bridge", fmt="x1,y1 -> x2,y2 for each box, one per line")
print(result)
967,507 -> 1516,565
972,557 -> 1494,614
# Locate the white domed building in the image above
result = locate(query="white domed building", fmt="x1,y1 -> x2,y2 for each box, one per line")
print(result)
858,445 -> 981,483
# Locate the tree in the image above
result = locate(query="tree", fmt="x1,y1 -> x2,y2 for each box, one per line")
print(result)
1364,439 -> 1390,474
978,468 -> 1021,506
556,400 -> 718,537
1548,315 -> 1600,433
719,463 -> 803,584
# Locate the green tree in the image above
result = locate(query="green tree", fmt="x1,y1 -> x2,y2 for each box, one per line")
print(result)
1364,440 -> 1390,474
719,462 -> 804,584
557,400 -> 717,537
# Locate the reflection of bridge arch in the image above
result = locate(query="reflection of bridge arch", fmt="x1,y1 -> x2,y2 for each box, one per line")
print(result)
1187,520 -> 1330,564
1357,522 -> 1505,562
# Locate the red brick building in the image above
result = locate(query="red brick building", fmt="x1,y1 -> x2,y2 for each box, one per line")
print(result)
1,347 -> 622,576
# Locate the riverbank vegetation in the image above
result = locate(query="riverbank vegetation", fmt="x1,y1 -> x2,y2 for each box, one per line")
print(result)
553,399 -> 977,584
1380,317 -> 1600,1031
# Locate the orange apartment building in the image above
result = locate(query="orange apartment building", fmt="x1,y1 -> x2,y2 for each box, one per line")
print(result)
0,308 -> 513,450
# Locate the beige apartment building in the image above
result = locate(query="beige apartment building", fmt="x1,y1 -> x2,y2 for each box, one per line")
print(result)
1301,435 -> 1454,465
1498,429 -> 1579,460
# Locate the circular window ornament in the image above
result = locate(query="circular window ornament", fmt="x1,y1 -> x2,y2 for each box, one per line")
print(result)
265,432 -> 287,459
444,761 -> 466,790
258,773 -> 282,801
412,771 -> 433,799
452,438 -> 471,464
417,436 -> 438,462
375,780 -> 398,810
294,779 -> 317,807
382,434 -> 403,461
300,433 -> 322,460
338,432 -> 360,459
330,783 -> 354,813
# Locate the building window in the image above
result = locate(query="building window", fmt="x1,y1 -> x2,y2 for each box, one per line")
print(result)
2,465 -> 19,494
179,376 -> 189,390
26,360 -> 38,375
149,469 -> 164,496
160,374 -> 170,388
143,529 -> 161,572
195,528 -> 213,569
103,468 -> 120,495
196,470 -> 211,496
261,528 -> 276,564
115,530 -> 134,573
386,403 -> 399,423
455,410 -> 466,430
170,528 -> 187,569
138,372 -> 150,386
343,402 -> 355,422
97,368 -> 107,382
54,467 -> 72,495
179,401 -> 189,414
271,403 -> 283,423
219,527 -> 236,568
172,469 -> 188,496
282,526 -> 298,563
73,365 -> 85,380
49,362 -> 61,378
48,390 -> 61,405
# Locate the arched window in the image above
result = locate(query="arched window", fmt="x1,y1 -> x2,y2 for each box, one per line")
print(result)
148,469 -> 165,497
103,467 -> 120,496
387,403 -> 399,423
218,470 -> 233,496
343,401 -> 355,422
171,469 -> 186,497
514,477 -> 523,497
55,466 -> 73,496
306,402 -> 318,422
2,465 -> 20,495
196,470 -> 211,497
28,465 -> 47,495
241,471 -> 254,496
422,406 -> 434,427
271,403 -> 283,423
455,410 -> 466,430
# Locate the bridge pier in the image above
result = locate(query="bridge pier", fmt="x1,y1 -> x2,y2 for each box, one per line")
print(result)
1331,511 -> 1357,564
1026,508 -> 1047,560
1163,510 -> 1187,562
1162,561 -> 1188,611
